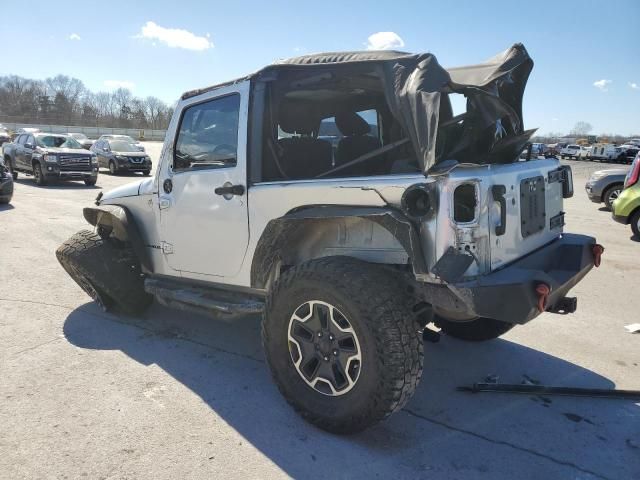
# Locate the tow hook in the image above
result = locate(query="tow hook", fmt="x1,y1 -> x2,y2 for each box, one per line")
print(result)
592,244 -> 604,267
548,296 -> 578,315
535,283 -> 550,313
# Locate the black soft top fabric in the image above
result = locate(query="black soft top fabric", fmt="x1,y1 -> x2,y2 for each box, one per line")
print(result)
183,44 -> 533,173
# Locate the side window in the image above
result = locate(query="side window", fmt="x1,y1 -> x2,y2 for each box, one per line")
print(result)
26,135 -> 35,147
173,94 -> 241,172
16,134 -> 25,145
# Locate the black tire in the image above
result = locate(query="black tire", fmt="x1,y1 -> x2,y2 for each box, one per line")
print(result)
5,158 -> 17,179
84,178 -> 97,186
263,257 -> 423,434
33,162 -> 46,186
435,315 -> 514,342
56,230 -> 152,315
109,160 -> 117,175
631,209 -> 640,238
143,170 -> 150,176
602,184 -> 623,210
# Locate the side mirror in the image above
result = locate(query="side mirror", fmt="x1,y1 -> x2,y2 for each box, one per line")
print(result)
102,147 -> 110,152
24,142 -> 34,149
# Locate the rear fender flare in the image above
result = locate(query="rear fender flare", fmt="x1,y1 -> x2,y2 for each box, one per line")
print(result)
250,205 -> 427,290
83,205 -> 152,273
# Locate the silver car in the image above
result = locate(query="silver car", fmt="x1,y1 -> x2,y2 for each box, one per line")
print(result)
585,167 -> 629,209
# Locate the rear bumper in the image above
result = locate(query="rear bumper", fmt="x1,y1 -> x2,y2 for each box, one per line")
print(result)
438,234 -> 598,324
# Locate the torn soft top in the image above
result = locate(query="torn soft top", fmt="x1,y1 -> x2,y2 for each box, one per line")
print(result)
182,44 -> 534,173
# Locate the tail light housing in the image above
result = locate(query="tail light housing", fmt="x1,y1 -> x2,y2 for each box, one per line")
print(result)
625,154 -> 640,188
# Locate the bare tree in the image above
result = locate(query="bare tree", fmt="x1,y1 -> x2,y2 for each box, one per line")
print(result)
570,121 -> 593,136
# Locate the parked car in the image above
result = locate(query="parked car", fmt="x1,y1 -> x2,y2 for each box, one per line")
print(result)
559,144 -> 582,159
3,133 -> 98,186
577,145 -> 592,160
616,146 -> 640,164
589,143 -> 621,162
97,134 -> 144,152
57,44 -> 600,433
585,167 -> 629,209
0,161 -> 13,204
68,133 -> 94,150
611,153 -> 640,237
0,127 -> 11,146
91,138 -> 152,175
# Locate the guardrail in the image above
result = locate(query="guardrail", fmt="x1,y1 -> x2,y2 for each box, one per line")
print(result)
0,122 -> 166,141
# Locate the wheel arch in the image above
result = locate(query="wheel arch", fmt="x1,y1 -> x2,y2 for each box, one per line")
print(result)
601,181 -> 624,202
250,205 -> 427,290
83,205 -> 152,273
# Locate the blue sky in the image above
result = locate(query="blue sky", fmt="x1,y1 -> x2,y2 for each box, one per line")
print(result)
2,0 -> 639,135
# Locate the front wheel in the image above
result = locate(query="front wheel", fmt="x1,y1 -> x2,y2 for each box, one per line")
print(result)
603,185 -> 622,210
631,209 -> 640,238
263,257 -> 423,434
56,230 -> 152,315
108,160 -> 117,175
33,162 -> 47,186
84,178 -> 97,186
435,315 -> 514,342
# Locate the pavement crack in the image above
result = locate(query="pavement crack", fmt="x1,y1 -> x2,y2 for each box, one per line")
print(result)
10,337 -> 64,357
0,297 -> 75,311
402,408 -> 612,480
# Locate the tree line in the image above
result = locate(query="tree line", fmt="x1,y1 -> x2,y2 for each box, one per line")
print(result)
0,74 -> 173,130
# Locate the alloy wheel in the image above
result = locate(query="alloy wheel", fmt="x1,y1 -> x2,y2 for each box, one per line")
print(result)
288,300 -> 362,396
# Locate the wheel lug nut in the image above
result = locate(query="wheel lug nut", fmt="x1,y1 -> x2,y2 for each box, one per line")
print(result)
323,356 -> 329,361
317,332 -> 322,337
332,350 -> 338,356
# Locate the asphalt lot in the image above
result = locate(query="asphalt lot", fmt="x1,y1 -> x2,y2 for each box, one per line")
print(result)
1,143 -> 638,480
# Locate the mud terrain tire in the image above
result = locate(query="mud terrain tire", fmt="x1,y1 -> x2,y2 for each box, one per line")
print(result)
263,257 -> 423,434
435,315 -> 514,341
56,230 -> 152,315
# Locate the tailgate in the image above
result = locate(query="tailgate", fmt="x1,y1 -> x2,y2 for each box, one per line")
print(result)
485,159 -> 568,270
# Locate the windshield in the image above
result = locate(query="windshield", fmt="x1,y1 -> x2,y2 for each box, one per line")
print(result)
70,133 -> 88,140
109,140 -> 138,152
36,135 -> 83,149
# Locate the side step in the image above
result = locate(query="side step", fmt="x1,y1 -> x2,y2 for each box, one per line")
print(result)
144,277 -> 264,318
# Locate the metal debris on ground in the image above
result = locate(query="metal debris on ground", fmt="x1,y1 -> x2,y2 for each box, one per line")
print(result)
457,383 -> 640,400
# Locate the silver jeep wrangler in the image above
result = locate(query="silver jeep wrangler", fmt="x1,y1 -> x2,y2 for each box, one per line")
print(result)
57,44 -> 602,433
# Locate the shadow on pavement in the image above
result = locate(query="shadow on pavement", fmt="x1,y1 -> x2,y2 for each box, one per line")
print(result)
14,178 -> 101,190
63,302 -> 639,479
0,203 -> 15,211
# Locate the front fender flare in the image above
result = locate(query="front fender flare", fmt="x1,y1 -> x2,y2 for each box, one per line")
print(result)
250,205 -> 427,289
83,205 -> 152,273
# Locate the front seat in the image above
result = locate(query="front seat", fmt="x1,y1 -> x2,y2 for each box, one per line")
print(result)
334,112 -> 382,175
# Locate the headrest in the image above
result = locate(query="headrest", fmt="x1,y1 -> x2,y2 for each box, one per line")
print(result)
335,111 -> 370,136
279,107 -> 320,134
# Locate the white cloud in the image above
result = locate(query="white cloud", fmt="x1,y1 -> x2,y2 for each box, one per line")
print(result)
593,79 -> 612,92
630,82 -> 639,90
366,31 -> 405,50
136,21 -> 213,51
68,33 -> 81,41
103,80 -> 135,91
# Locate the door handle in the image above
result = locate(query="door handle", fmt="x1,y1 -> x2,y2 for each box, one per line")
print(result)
492,185 -> 507,236
214,183 -> 245,196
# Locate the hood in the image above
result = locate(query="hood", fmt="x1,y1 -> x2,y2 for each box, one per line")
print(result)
593,168 -> 629,177
112,151 -> 148,157
40,147 -> 93,155
100,177 -> 154,203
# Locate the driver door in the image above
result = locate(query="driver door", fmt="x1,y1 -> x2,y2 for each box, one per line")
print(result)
158,83 -> 250,278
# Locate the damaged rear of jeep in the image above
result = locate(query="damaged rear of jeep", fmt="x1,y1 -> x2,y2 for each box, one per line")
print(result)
57,44 -> 602,434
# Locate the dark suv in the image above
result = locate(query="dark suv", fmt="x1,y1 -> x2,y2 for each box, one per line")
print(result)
91,138 -> 152,175
3,133 -> 98,186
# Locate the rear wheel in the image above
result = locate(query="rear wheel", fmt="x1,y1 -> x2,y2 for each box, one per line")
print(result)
263,257 -> 423,433
56,230 -> 152,315
435,314 -> 514,342
603,184 -> 622,210
33,162 -> 46,186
